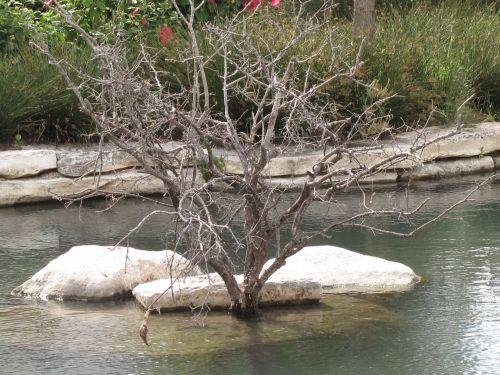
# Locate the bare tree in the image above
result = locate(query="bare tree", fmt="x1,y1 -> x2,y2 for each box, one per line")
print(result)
33,0 -> 477,319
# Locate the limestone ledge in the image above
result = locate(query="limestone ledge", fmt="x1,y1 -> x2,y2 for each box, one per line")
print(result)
0,171 -> 164,206
1,122 -> 499,206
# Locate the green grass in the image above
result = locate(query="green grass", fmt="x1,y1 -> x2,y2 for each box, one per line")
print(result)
365,0 -> 500,123
0,43 -> 94,143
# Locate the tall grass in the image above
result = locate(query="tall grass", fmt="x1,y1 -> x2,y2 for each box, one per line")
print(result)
366,0 -> 500,123
0,43 -> 94,143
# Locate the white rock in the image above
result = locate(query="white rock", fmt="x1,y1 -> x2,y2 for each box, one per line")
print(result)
133,273 -> 321,311
403,156 -> 494,180
224,150 -> 414,177
56,150 -> 140,177
12,245 -> 201,301
268,171 -> 398,190
56,142 -> 191,177
395,122 -> 500,160
262,245 -> 421,294
0,171 -> 164,206
0,150 -> 56,179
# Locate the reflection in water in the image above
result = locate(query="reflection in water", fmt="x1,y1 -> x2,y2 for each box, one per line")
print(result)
0,175 -> 499,374
461,247 -> 500,374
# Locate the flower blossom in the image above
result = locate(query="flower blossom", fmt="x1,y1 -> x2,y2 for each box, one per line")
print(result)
243,0 -> 280,11
243,0 -> 260,11
208,0 -> 217,4
140,18 -> 149,26
159,26 -> 173,45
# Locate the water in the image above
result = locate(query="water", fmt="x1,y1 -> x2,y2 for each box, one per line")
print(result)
1,175 -> 499,374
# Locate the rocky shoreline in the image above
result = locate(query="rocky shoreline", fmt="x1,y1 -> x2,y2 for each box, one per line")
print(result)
1,122 -> 499,206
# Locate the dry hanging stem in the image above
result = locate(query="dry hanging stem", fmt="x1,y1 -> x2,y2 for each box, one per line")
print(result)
139,310 -> 150,346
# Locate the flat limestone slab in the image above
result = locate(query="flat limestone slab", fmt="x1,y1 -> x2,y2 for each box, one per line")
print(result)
133,273 -> 321,311
57,150 -> 140,177
0,171 -> 164,206
402,156 -> 494,180
263,245 -> 421,294
224,148 -> 415,177
56,141 -> 188,177
268,171 -> 398,190
12,245 -> 201,301
0,150 -> 56,179
395,122 -> 500,160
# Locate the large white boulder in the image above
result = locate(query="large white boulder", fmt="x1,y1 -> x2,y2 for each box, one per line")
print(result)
133,273 -> 321,311
0,150 -> 56,179
12,245 -> 201,301
263,245 -> 421,293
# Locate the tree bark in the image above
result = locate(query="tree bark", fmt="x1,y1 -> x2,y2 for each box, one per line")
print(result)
241,280 -> 262,318
353,0 -> 376,44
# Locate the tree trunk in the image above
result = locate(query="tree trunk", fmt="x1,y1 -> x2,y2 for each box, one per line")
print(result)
353,0 -> 376,44
241,282 -> 262,318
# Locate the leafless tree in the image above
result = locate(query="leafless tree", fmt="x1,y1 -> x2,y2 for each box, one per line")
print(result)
32,0 -> 478,318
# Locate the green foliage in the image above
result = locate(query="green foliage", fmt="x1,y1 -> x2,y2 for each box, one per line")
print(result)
14,133 -> 23,148
306,0 -> 500,128
0,0 -> 498,144
0,43 -> 94,142
0,3 -> 27,52
196,156 -> 226,181
366,0 -> 500,123
7,0 -> 244,44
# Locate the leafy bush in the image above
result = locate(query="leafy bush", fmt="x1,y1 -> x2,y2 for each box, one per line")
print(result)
0,3 -> 27,52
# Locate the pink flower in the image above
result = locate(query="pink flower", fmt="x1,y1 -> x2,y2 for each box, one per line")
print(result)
159,26 -> 173,45
140,18 -> 149,26
131,8 -> 140,15
208,0 -> 217,4
243,0 -> 260,11
270,0 -> 280,7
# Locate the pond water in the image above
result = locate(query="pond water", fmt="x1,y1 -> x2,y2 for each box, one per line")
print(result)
0,175 -> 499,374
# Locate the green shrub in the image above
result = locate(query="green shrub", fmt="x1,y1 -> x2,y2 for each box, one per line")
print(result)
0,43 -> 95,142
0,4 -> 27,53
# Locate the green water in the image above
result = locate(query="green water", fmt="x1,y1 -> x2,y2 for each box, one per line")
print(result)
0,175 -> 499,374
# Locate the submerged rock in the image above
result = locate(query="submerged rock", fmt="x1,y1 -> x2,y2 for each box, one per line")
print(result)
133,273 -> 321,311
263,245 -> 421,293
12,245 -> 200,301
